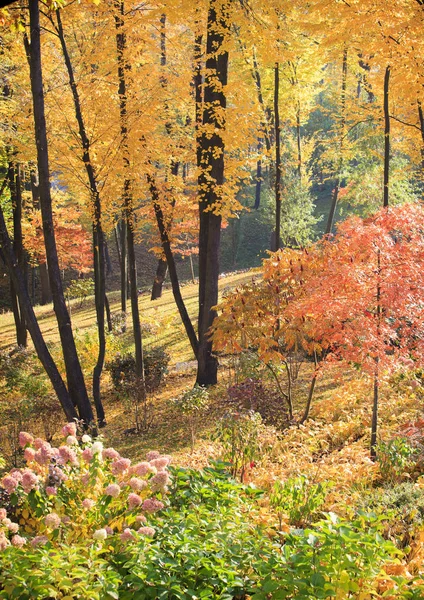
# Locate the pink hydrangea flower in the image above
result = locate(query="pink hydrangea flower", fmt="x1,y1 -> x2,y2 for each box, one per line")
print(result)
111,458 -> 131,475
136,514 -> 147,524
45,487 -> 57,496
138,526 -> 155,537
0,535 -> 10,551
81,448 -> 94,463
0,508 -> 7,520
62,422 -> 77,437
10,469 -> 22,482
105,526 -> 114,536
128,493 -> 143,509
81,473 -> 90,486
150,456 -> 171,471
21,470 -> 39,493
105,483 -> 121,498
45,513 -> 61,529
150,471 -> 170,492
146,451 -> 160,461
58,446 -> 78,465
11,535 -> 26,548
19,432 -> 34,447
31,535 -> 48,547
66,435 -> 78,446
6,521 -> 19,534
61,516 -> 71,525
34,444 -> 52,466
120,528 -> 135,542
34,438 -> 45,450
2,475 -> 18,494
24,448 -> 36,462
129,477 -> 147,492
103,448 -> 120,460
131,462 -> 151,477
82,498 -> 95,510
142,498 -> 164,513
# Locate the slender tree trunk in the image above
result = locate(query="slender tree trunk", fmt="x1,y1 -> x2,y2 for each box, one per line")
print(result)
114,0 -> 144,379
254,136 -> 263,210
383,66 -> 391,208
8,161 -> 27,346
25,0 -> 93,425
371,250 -> 382,459
55,7 -> 106,426
30,169 -> 51,305
273,62 -> 281,252
196,0 -> 229,386
149,177 -> 199,357
418,101 -> 424,176
0,192 -> 77,421
105,293 -> 112,332
250,49 -> 272,210
119,219 -> 127,314
326,47 -> 348,235
296,101 -> 302,181
150,14 -> 179,301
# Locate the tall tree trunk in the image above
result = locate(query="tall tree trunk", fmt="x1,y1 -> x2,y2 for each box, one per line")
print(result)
149,177 -> 198,357
254,136 -> 263,210
151,258 -> 168,300
0,188 -> 77,422
273,61 -> 281,252
30,169 -> 51,305
25,0 -> 93,425
55,7 -> 106,426
325,47 -> 348,235
418,101 -> 424,176
296,101 -> 302,181
150,14 -> 180,301
114,0 -> 144,379
250,48 -> 272,209
383,65 -> 391,208
196,0 -> 229,386
8,161 -> 27,346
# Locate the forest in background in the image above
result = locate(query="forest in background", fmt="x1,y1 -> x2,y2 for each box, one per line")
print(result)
1,0 -> 424,597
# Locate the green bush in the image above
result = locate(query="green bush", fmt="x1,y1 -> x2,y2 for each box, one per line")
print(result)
107,348 -> 170,394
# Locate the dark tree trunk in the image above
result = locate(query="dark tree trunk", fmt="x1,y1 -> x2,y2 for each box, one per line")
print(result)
119,219 -> 127,314
39,262 -> 51,304
8,161 -> 27,346
326,47 -> 348,235
254,137 -> 263,210
151,258 -> 168,300
25,0 -> 93,425
55,7 -> 106,426
115,0 -> 144,379
105,292 -> 112,333
250,49 -> 272,210
418,101 -> 424,177
296,101 -> 302,180
383,65 -> 391,208
30,169 -> 51,305
196,0 -> 229,386
149,177 -> 198,357
0,190 -> 77,422
273,62 -> 281,252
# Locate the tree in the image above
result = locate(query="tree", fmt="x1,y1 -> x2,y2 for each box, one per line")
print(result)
196,0 -> 230,386
24,0 -> 94,425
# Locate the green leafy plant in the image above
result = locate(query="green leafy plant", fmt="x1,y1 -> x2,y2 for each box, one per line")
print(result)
270,475 -> 332,529
173,385 -> 210,451
65,278 -> 95,308
377,436 -> 417,483
214,411 -> 268,482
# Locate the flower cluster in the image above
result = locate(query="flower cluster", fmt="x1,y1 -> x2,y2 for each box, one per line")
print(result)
0,424 -> 171,551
